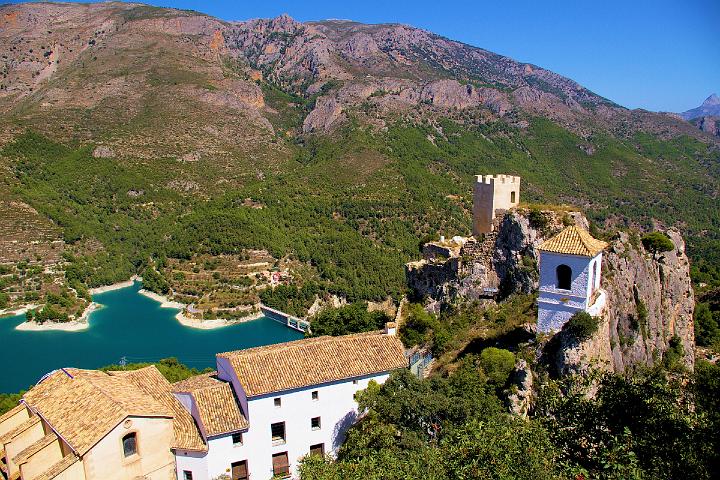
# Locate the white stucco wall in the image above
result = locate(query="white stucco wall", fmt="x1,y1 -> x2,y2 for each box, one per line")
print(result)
175,372 -> 390,480
537,251 -> 603,333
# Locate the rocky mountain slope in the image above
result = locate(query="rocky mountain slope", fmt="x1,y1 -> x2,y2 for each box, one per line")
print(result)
681,93 -> 720,120
681,94 -> 720,138
0,2 -> 717,318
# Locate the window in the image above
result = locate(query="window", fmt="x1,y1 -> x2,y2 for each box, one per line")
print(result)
352,379 -> 358,385
310,443 -> 325,456
311,390 -> 319,401
183,471 -> 193,480
556,264 -> 572,290
591,261 -> 599,292
510,191 -> 516,203
311,417 -> 321,430
274,397 -> 281,408
122,432 -> 137,458
231,460 -> 248,480
232,432 -> 243,446
272,452 -> 290,478
271,422 -> 286,444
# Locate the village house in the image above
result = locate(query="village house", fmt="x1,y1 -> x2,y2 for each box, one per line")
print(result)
0,326 -> 406,480
174,325 -> 406,480
0,365 -> 203,480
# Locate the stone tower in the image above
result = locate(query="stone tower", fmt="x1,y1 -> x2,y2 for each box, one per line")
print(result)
537,226 -> 608,333
472,174 -> 521,236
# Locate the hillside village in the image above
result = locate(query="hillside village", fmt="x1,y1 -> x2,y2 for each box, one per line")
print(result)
0,173 -> 698,480
0,2 -> 718,479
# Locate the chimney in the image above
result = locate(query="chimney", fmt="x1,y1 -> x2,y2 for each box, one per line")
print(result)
384,322 -> 397,336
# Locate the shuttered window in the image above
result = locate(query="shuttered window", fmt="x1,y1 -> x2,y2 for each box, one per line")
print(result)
272,452 -> 290,477
231,460 -> 248,480
310,443 -> 325,456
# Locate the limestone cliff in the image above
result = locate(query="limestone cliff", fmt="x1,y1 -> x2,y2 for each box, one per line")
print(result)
407,210 -> 695,373
603,230 -> 695,370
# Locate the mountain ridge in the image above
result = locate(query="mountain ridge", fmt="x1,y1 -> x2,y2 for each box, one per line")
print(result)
681,93 -> 720,120
0,1 -> 718,316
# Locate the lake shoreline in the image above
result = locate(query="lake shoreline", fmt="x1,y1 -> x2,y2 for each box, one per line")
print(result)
88,275 -> 141,295
13,301 -> 102,332
137,288 -> 263,329
0,304 -> 40,318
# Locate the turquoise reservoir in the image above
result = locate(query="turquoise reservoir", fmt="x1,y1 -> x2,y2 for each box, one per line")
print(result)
0,282 -> 302,393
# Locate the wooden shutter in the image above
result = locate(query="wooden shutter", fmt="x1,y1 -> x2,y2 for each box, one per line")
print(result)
272,452 -> 290,476
310,443 -> 324,456
231,460 -> 248,480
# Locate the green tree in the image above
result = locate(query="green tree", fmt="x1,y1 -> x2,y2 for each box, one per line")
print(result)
695,302 -> 720,348
309,303 -> 388,337
563,311 -> 599,341
641,232 -> 675,257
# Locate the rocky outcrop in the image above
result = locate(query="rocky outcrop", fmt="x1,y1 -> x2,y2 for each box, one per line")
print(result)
547,315 -> 614,376
406,209 -> 584,305
408,210 -> 695,373
507,359 -> 533,417
603,230 -> 695,371
690,116 -> 720,137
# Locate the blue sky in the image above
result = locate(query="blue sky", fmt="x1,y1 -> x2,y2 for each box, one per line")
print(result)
11,0 -> 719,112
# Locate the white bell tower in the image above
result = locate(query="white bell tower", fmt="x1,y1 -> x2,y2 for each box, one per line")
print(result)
537,226 -> 608,333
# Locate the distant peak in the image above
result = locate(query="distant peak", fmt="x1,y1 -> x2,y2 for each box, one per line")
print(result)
703,93 -> 720,106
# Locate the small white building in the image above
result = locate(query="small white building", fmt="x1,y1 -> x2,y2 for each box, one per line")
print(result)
173,328 -> 407,480
537,225 -> 608,333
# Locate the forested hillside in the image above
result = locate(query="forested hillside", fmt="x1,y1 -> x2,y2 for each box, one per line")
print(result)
0,2 -> 718,314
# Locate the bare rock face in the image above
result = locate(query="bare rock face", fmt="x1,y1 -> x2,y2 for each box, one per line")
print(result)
691,116 -> 720,137
548,316 -> 614,376
603,230 -> 695,371
507,359 -> 533,417
406,209 -> 584,304
92,145 -> 114,158
418,80 -> 511,115
303,96 -> 344,132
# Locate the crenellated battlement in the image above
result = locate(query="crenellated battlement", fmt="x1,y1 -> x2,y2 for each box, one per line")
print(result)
476,174 -> 521,185
473,174 -> 521,236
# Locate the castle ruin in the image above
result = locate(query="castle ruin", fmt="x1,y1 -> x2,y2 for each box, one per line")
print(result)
473,174 -> 520,236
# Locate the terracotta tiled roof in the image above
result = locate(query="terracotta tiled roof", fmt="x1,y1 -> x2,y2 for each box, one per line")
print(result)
172,372 -> 220,392
12,432 -> 57,465
538,225 -> 608,257
0,404 -> 26,425
0,416 -> 40,445
172,373 -> 248,438
22,368 -> 171,456
33,454 -> 79,480
109,367 -> 206,452
218,332 -> 408,397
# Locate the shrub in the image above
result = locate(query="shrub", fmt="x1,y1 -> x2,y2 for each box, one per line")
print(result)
563,311 -> 599,341
641,232 -> 674,256
309,303 -> 388,337
479,347 -> 516,385
528,208 -> 550,231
